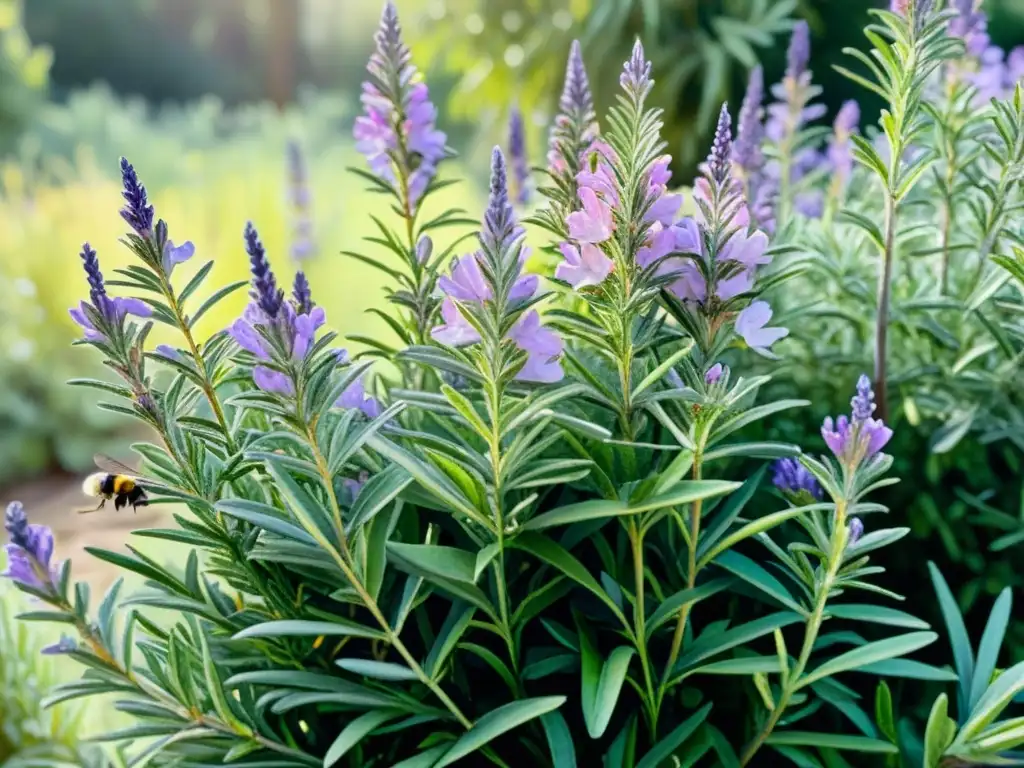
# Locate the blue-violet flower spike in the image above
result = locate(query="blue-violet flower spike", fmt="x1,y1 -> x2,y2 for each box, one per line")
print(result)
118,157 -> 155,237
244,222 -> 283,319
772,458 -> 824,500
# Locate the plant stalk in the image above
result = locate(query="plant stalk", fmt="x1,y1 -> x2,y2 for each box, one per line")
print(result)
874,195 -> 897,421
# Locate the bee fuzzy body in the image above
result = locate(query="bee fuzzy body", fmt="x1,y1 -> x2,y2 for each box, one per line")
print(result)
82,472 -> 149,511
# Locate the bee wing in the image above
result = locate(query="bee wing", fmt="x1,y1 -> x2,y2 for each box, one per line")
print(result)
93,453 -> 139,478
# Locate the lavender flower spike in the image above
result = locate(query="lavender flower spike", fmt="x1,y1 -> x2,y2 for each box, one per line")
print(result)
620,39 -> 652,97
786,21 -> 811,81
293,271 -> 314,315
508,105 -> 531,207
119,157 -> 155,237
3,502 -> 57,592
772,457 -> 824,500
733,67 -> 764,176
708,103 -> 733,184
482,147 -> 521,255
561,40 -> 594,116
69,243 -> 152,341
821,374 -> 894,469
244,222 -> 283,319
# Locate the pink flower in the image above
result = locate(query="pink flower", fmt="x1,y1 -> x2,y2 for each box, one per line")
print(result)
568,187 -> 615,243
735,300 -> 788,354
556,241 -> 614,288
508,310 -> 564,383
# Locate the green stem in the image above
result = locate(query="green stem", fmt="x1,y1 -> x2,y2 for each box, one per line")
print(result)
655,452 -> 703,721
629,522 -> 657,727
62,600 -> 311,761
739,506 -> 847,766
158,273 -> 236,454
874,194 -> 897,422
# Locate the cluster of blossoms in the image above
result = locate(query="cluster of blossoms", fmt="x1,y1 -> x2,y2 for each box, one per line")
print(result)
228,224 -> 380,416
354,2 -> 446,211
822,374 -> 894,471
2,501 -> 56,594
285,140 -> 316,261
945,0 -> 1024,103
551,42 -> 788,357
69,243 -> 152,343
432,150 -> 564,383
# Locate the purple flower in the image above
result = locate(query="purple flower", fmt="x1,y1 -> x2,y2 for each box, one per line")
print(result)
826,100 -> 860,195
42,635 -> 78,656
821,375 -> 893,469
949,0 -> 989,57
705,363 -> 724,384
620,39 -> 652,97
555,241 -> 614,288
162,239 -> 195,276
416,236 -> 433,265
508,311 -> 564,383
343,471 -> 370,502
69,244 -> 152,342
547,40 -> 598,175
735,301 -> 788,355
508,106 -> 531,207
786,21 -> 811,82
3,502 -> 56,592
707,104 -> 733,184
772,457 -> 824,500
847,517 -> 864,545
155,344 -> 181,361
336,375 -> 382,418
119,158 -> 154,237
245,223 -> 284,319
286,141 -> 316,261
432,148 -> 563,383
230,236 -> 329,395
293,271 -> 314,316
355,2 -> 446,211
734,67 -> 765,177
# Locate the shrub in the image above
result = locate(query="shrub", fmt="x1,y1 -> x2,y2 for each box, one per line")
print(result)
4,2 -> 1024,767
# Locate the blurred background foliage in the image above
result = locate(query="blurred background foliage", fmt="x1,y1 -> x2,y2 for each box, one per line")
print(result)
2,0 -> 1024,747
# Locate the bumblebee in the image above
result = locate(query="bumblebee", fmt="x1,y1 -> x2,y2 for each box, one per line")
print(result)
79,454 -> 149,514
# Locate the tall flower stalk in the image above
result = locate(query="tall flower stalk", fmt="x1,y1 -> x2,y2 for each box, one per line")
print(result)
837,0 -> 959,418
351,1 -> 457,346
739,376 -> 895,765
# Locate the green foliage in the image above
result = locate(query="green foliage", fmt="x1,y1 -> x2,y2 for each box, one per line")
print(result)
2,2 -> 1023,767
421,0 -> 798,173
0,0 -> 50,152
0,567 -> 108,766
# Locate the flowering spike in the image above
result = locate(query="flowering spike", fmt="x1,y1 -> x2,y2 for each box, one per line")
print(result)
733,67 -> 764,175
561,40 -> 594,116
293,271 -> 314,315
244,222 -> 283,319
620,39 -> 652,96
482,147 -> 519,253
821,375 -> 893,469
708,103 -> 733,184
786,21 -> 811,81
287,140 -> 315,261
949,0 -> 989,56
79,243 -> 107,308
118,157 -> 155,237
355,0 -> 446,211
508,106 -> 530,206
3,501 -> 56,591
772,458 -> 824,500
